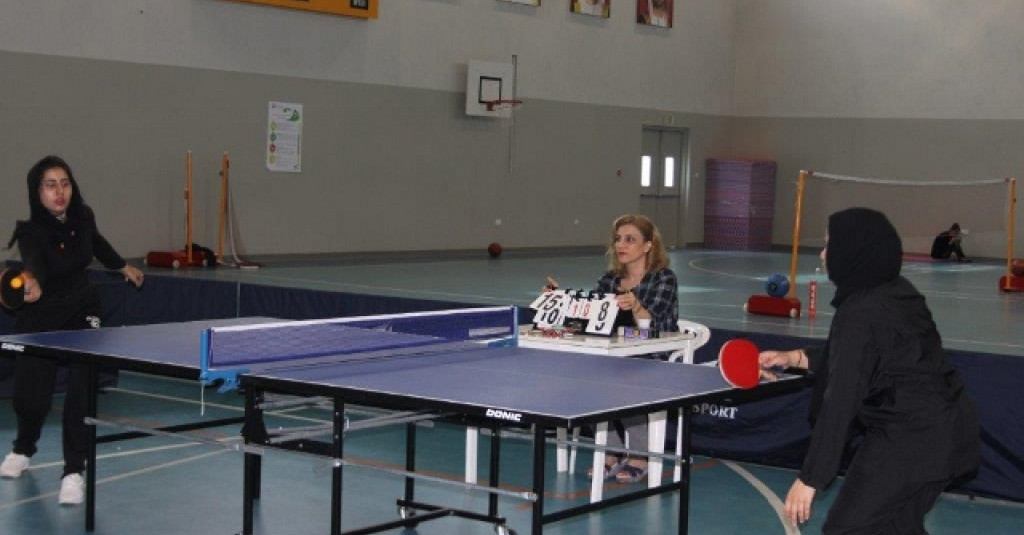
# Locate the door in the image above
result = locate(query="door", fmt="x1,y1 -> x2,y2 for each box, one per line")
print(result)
639,127 -> 688,248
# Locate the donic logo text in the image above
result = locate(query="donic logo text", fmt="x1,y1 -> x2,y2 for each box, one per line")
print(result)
485,408 -> 522,422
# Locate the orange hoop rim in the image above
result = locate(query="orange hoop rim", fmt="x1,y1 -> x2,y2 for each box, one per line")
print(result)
485,99 -> 523,111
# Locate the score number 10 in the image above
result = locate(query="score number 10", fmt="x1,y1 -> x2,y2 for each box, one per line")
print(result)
530,290 -> 619,335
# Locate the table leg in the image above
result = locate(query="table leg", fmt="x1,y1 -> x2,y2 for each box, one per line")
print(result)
405,421 -> 417,502
531,425 -> 547,535
555,428 -> 568,472
589,422 -> 608,503
241,388 -> 260,535
488,424 -> 501,517
677,409 -> 693,535
331,399 -> 344,535
465,426 -> 478,484
85,362 -> 98,532
568,428 -> 580,474
647,410 -> 667,489
673,408 -> 684,482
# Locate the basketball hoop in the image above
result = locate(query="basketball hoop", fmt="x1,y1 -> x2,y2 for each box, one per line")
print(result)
485,99 -> 523,112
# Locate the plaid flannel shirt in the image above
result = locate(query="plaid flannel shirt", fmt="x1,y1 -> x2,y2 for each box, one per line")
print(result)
594,267 -> 679,333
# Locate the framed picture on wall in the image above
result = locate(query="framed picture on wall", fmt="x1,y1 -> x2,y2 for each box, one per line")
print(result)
499,0 -> 541,6
636,0 -> 672,28
571,0 -> 610,18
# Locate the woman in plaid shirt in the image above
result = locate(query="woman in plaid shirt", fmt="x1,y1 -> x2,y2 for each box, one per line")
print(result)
592,214 -> 679,484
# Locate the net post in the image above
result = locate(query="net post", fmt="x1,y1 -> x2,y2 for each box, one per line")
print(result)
1006,177 -> 1017,289
199,328 -> 212,380
787,170 -> 808,299
186,151 -> 194,264
217,152 -> 229,263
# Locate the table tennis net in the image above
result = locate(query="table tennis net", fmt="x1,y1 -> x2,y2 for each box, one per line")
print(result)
202,306 -> 517,371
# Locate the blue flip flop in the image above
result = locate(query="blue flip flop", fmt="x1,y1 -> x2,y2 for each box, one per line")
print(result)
614,462 -> 648,484
589,456 -> 627,480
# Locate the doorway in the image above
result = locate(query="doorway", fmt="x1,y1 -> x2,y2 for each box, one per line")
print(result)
639,127 -> 689,248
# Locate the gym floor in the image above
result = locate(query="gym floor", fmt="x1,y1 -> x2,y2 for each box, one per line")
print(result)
0,248 -> 1021,534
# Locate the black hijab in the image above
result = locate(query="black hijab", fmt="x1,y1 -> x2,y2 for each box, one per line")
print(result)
826,207 -> 903,307
7,155 -> 87,248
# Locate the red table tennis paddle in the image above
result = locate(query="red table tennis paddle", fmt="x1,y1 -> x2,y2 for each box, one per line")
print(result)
0,268 -> 26,310
718,338 -> 762,389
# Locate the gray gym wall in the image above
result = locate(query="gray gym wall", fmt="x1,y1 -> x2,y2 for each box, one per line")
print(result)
0,1 -> 1020,259
732,1 -> 1024,258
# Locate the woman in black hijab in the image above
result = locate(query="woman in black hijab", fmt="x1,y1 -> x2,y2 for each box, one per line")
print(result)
759,207 -> 979,534
1,155 -> 144,505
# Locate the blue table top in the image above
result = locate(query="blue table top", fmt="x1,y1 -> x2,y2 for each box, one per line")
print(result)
0,317 -> 801,427
240,343 -> 798,427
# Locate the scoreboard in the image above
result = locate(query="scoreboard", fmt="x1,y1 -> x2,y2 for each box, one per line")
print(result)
216,0 -> 378,19
529,289 -> 621,336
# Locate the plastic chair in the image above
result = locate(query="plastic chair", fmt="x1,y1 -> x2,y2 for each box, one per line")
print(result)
667,320 -> 711,364
575,320 -> 712,501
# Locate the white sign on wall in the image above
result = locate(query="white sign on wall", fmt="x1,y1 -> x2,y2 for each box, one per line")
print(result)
267,101 -> 303,172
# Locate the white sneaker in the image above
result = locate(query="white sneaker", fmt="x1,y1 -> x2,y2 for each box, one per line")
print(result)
58,473 -> 85,505
0,453 -> 29,478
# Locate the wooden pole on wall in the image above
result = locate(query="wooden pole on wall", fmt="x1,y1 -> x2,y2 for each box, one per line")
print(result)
1005,177 -> 1017,290
217,152 -> 230,263
185,151 -> 193,263
787,170 -> 808,299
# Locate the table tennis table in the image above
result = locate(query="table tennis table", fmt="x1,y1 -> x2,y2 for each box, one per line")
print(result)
231,308 -> 802,535
0,307 -> 803,535
517,323 -> 710,502
0,316 -> 277,531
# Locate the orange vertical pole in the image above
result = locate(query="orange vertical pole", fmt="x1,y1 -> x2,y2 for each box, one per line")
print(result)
217,152 -> 229,262
1005,177 -> 1017,289
185,151 -> 193,263
787,170 -> 808,299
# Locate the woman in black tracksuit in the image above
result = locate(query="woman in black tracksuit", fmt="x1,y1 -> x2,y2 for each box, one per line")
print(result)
759,207 -> 979,534
0,155 -> 143,505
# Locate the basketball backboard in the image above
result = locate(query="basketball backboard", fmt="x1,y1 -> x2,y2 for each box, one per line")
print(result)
465,60 -> 517,118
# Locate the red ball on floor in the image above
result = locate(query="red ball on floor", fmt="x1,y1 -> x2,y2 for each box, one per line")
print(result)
487,242 -> 502,258
1012,258 -> 1024,278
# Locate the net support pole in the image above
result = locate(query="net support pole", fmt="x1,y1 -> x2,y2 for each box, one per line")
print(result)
1005,177 -> 1017,289
185,151 -> 194,263
217,152 -> 230,262
787,170 -> 808,299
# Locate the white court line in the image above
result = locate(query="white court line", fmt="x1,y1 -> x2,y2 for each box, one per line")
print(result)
686,254 -> 775,281
111,386 -> 334,425
0,448 -> 229,512
674,310 -> 835,330
685,252 -> 1007,301
722,460 -> 801,535
0,382 -> 430,512
113,380 -> 436,428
